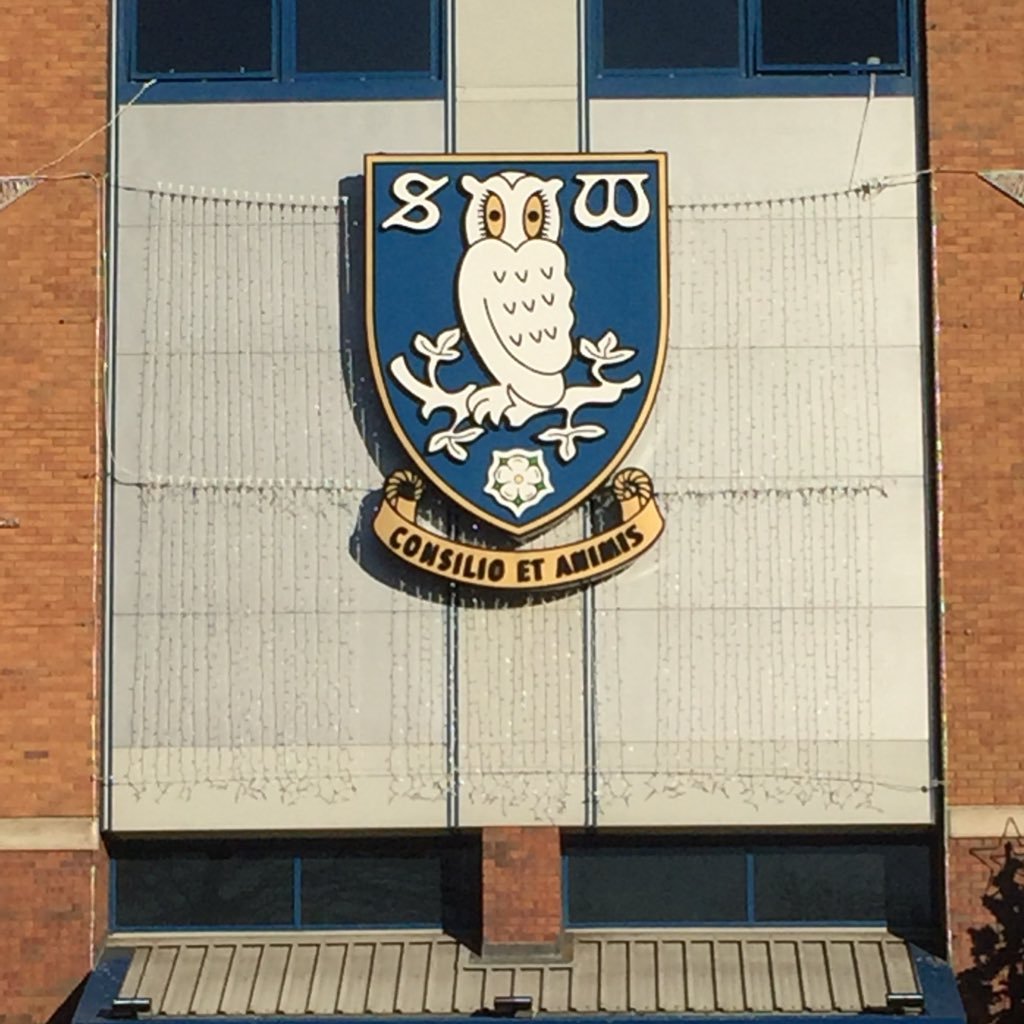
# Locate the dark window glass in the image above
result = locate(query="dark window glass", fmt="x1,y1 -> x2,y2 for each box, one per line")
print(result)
883,845 -> 934,928
440,841 -> 482,947
602,0 -> 740,70
297,0 -> 433,73
302,852 -> 442,926
115,848 -> 293,927
755,848 -> 886,922
568,849 -> 747,924
135,0 -> 273,75
759,0 -> 902,67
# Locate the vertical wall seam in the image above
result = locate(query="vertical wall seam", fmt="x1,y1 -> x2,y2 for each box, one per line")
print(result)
101,0 -> 121,835
444,0 -> 456,154
443,0 -> 458,830
583,505 -> 597,827
577,0 -> 589,152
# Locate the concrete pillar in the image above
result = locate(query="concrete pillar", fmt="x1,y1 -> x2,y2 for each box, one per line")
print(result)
451,0 -> 581,958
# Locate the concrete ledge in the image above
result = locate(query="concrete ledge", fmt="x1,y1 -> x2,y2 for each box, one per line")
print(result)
476,937 -> 572,964
0,816 -> 98,850
947,805 -> 1024,837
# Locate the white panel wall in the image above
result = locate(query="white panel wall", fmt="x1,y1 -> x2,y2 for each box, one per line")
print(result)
590,97 -> 931,823
108,41 -> 933,828
110,102 -> 450,830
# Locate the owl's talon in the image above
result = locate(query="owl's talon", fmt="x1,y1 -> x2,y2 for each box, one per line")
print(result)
468,384 -> 513,426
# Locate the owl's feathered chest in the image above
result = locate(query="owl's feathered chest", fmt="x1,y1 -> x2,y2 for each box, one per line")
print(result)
456,238 -> 575,392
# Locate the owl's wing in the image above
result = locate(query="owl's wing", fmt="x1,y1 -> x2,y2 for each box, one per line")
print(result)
457,238 -> 575,386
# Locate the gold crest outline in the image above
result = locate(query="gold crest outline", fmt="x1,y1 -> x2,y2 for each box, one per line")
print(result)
364,151 -> 669,537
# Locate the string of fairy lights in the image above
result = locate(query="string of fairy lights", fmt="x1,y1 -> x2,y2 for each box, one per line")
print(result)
96,178 -> 916,817
598,189 -> 888,811
456,517 -> 588,819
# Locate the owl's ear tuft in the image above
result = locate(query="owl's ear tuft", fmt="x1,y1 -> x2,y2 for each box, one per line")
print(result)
459,174 -> 485,197
541,178 -> 564,199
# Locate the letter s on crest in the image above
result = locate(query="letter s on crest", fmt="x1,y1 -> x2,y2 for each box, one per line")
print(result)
381,171 -> 450,232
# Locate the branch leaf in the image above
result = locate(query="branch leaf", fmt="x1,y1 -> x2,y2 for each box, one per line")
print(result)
426,425 -> 484,463
412,332 -> 435,357
436,327 -> 461,354
413,327 -> 461,360
599,347 -> 636,365
580,332 -> 635,367
536,423 -> 606,463
449,426 -> 485,444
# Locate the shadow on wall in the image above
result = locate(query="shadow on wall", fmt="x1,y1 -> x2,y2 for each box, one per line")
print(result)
337,173 -> 451,604
338,174 -> 409,485
958,842 -> 1024,1024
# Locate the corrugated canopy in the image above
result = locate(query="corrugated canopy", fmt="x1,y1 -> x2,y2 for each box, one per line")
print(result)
70,928 -> 962,1019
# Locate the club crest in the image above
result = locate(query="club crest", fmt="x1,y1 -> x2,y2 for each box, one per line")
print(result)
367,153 -> 667,589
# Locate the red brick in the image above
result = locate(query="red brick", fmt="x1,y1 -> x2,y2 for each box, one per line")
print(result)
0,2 -> 108,1021
482,827 -> 562,952
929,2 -> 1024,1019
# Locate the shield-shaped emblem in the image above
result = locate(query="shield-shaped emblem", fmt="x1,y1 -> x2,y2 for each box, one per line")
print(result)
366,153 -> 667,537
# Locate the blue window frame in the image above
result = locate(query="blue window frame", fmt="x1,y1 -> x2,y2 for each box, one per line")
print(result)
119,0 -> 444,103
589,0 -> 916,97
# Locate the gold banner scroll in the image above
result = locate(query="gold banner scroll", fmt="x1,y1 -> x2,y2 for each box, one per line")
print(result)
373,467 -> 664,590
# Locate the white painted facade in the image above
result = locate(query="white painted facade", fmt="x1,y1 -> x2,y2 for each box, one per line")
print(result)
107,1 -> 931,830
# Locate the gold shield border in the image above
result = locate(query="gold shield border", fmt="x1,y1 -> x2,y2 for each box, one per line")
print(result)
365,151 -> 669,537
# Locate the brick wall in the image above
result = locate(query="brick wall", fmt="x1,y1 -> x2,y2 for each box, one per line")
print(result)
947,837 -> 1024,1024
928,0 -> 1024,811
0,851 -> 106,1024
0,2 -> 108,1021
927,1 -> 1024,1020
481,827 -> 563,957
0,179 -> 103,819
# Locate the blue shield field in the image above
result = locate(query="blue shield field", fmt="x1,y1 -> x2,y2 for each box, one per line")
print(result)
366,153 -> 667,536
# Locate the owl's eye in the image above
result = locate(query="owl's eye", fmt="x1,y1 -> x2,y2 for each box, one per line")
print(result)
523,193 -> 545,239
484,193 -> 505,238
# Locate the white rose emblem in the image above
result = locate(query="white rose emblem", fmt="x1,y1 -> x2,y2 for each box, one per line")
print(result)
483,448 -> 554,518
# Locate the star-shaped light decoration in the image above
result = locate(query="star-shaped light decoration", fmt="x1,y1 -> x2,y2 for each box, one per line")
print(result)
969,817 -> 1024,885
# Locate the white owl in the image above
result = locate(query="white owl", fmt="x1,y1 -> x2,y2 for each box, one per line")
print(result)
456,171 -> 575,428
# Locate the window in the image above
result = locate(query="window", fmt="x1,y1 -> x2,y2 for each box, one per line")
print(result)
110,836 -> 479,931
602,0 -> 740,73
565,837 -> 936,931
301,851 -> 442,927
123,0 -> 443,101
591,0 -> 913,96
569,848 -> 748,924
754,849 -> 887,922
757,0 -> 903,72
113,846 -> 295,928
295,0 -> 434,74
